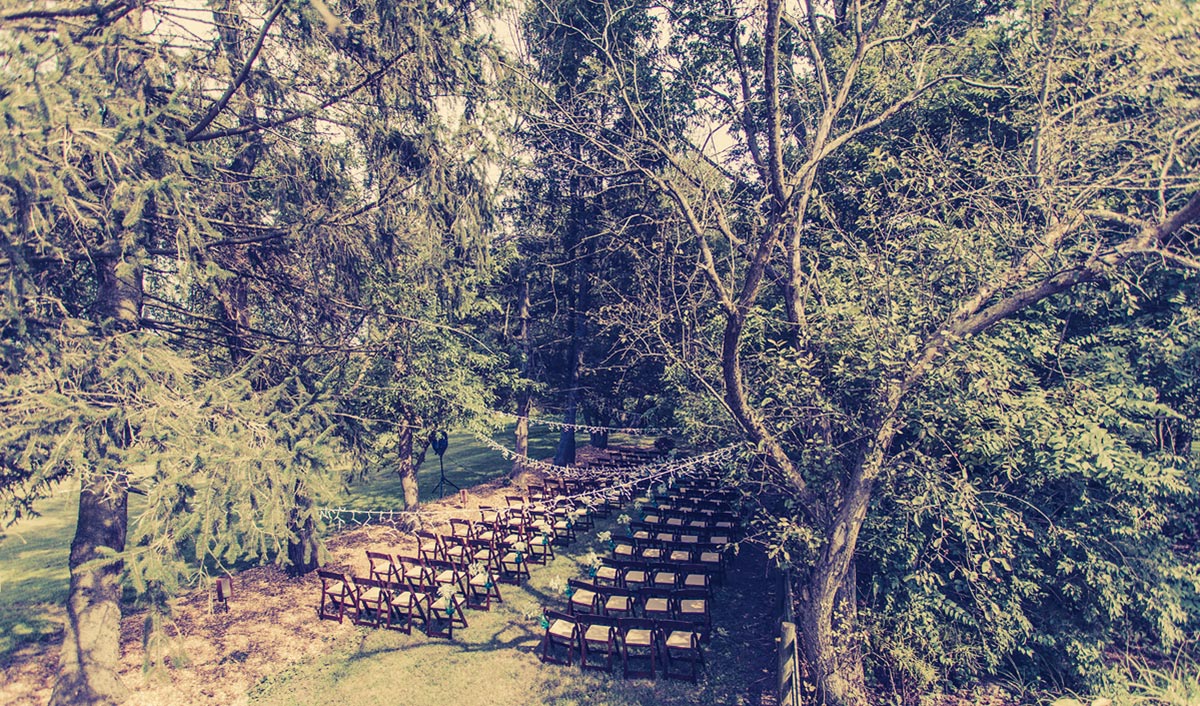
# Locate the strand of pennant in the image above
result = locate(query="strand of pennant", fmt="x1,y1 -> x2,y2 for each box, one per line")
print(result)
483,408 -> 679,436
470,431 -> 737,479
316,444 -> 739,530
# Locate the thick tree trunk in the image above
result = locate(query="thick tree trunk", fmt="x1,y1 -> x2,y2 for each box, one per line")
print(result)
286,480 -> 320,576
397,423 -> 419,508
52,253 -> 141,705
50,484 -> 129,706
798,420 -> 896,706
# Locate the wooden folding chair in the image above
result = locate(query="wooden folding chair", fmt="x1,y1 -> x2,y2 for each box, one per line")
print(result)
498,544 -> 530,584
352,576 -> 388,628
567,579 -> 600,616
468,536 -> 499,572
466,564 -> 502,610
443,535 -> 470,567
618,618 -> 658,679
416,531 -> 445,564
639,587 -> 673,621
651,567 -> 680,590
428,558 -> 468,598
595,557 -> 622,587
449,518 -> 476,542
540,609 -> 579,666
526,524 -> 555,565
620,561 -> 651,590
673,588 -> 711,637
317,570 -> 354,623
383,577 -> 417,634
578,614 -> 619,672
600,585 -> 636,619
658,619 -> 704,682
367,551 -> 399,583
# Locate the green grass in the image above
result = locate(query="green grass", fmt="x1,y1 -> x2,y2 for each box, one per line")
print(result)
341,424 -> 562,509
0,487 -> 76,658
0,424 -> 563,661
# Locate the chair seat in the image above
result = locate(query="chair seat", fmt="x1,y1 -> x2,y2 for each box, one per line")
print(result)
642,548 -> 663,560
596,567 -> 618,581
359,588 -> 384,603
644,597 -> 669,613
665,518 -> 684,527
624,629 -> 653,646
684,574 -> 707,588
643,515 -> 660,524
709,536 -> 729,545
669,550 -> 691,562
615,545 -> 634,556
502,552 -> 523,563
653,572 -> 677,586
688,520 -> 706,528
430,596 -> 456,611
633,531 -> 650,540
436,570 -> 457,583
583,624 -> 611,642
389,591 -> 415,606
605,596 -> 632,612
680,535 -> 700,544
571,589 -> 597,607
625,570 -> 647,584
700,552 -> 720,563
679,598 -> 707,614
549,619 -> 575,640
665,630 -> 698,649
446,546 -> 466,558
469,574 -> 492,587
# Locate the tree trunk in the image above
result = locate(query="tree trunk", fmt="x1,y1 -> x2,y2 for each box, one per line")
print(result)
286,476 -> 320,576
798,420 -> 896,706
52,253 -> 141,706
50,484 -> 129,706
513,274 -> 531,477
514,396 -> 530,478
397,422 -> 419,508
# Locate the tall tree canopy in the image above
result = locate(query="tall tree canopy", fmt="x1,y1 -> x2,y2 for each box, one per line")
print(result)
514,0 -> 1199,701
1,0 -> 502,702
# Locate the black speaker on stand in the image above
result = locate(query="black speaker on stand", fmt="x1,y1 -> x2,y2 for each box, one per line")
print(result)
429,430 -> 456,498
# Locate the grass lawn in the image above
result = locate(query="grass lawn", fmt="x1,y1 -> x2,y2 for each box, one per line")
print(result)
248,513 -> 776,706
0,423 -> 564,662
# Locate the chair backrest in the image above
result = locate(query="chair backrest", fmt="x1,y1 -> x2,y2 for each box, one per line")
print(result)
544,608 -> 577,630
366,551 -> 396,581
449,518 -> 474,538
355,576 -> 385,596
656,619 -> 701,648
318,570 -> 351,596
577,612 -> 618,633
568,578 -> 598,593
638,586 -> 673,604
416,531 -> 443,561
673,588 -> 709,608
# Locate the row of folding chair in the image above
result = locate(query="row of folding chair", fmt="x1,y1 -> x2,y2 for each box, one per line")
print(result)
564,579 -> 712,634
541,611 -> 705,680
317,567 -> 473,638
628,523 -> 733,546
596,557 -> 719,591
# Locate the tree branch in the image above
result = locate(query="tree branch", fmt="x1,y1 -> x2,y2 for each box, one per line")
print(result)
186,0 -> 286,140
